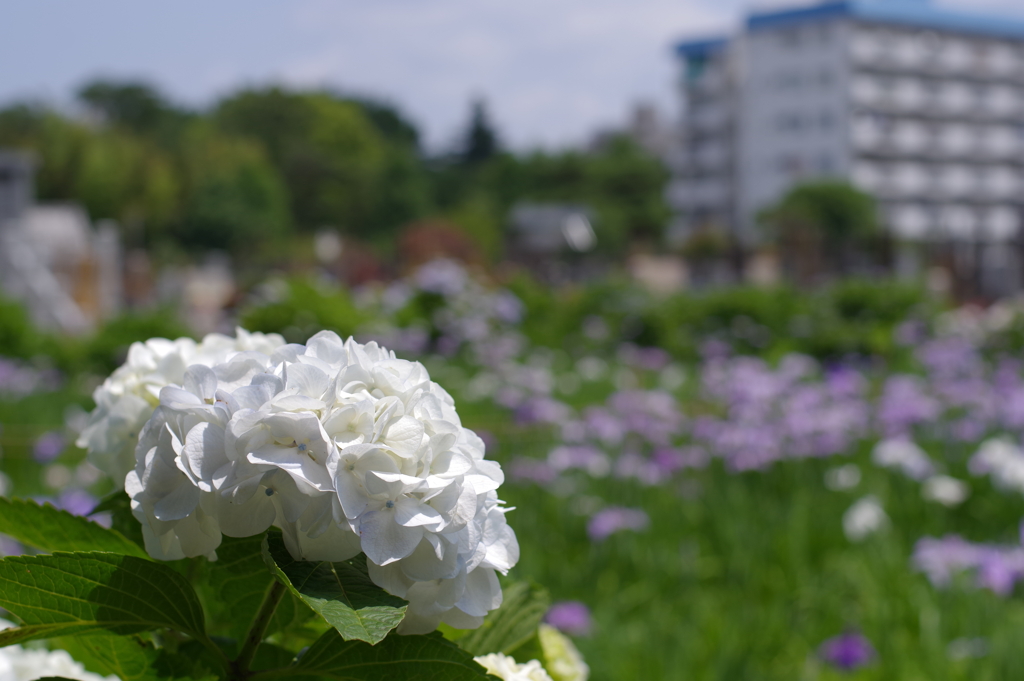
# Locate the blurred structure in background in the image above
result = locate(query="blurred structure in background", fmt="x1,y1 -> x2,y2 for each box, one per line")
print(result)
508,203 -> 600,284
671,0 -> 1024,297
0,150 -> 121,334
590,102 -> 678,161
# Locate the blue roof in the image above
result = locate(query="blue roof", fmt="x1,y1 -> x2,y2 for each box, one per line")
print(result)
745,0 -> 1024,40
675,37 -> 729,59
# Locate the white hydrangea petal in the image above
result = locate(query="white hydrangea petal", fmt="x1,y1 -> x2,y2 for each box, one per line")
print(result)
217,488 -> 277,537
248,447 -> 334,493
366,561 -> 413,602
285,363 -> 331,399
304,331 -> 347,365
456,567 -> 502,617
282,520 -> 362,562
430,450 -> 474,478
364,471 -> 419,499
360,508 -> 424,565
382,416 -> 426,458
270,393 -> 327,413
183,365 -> 218,403
181,422 -> 227,491
442,607 -> 484,631
394,497 -> 444,529
152,480 -> 201,522
397,539 -> 461,581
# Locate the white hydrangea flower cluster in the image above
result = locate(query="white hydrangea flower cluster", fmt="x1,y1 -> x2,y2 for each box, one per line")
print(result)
474,653 -> 554,681
126,331 -> 519,633
77,329 -> 286,487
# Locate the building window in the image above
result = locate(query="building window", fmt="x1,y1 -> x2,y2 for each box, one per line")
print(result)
780,27 -> 801,48
779,155 -> 803,175
687,56 -> 708,81
777,113 -> 803,131
920,31 -> 941,55
974,84 -> 989,107
777,72 -> 800,89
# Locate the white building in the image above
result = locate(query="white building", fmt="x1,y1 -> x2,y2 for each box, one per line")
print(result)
670,0 -> 1024,290
0,151 -> 122,334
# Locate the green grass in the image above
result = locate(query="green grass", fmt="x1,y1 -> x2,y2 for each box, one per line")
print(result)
489,428 -> 1024,681
6,380 -> 1024,679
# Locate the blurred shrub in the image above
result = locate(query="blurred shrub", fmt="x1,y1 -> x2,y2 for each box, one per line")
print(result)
0,294 -> 189,376
239,279 -> 370,344
503,272 -> 932,363
74,309 -> 191,376
0,294 -> 41,360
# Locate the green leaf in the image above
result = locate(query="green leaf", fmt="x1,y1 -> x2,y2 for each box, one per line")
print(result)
0,551 -> 207,646
59,635 -> 220,681
0,498 -> 148,558
0,623 -> 90,647
260,531 -> 407,645
57,634 -> 159,681
251,641 -> 298,671
455,582 -> 551,656
57,634 -> 222,681
286,629 -> 498,680
90,491 -> 146,550
201,534 -> 311,642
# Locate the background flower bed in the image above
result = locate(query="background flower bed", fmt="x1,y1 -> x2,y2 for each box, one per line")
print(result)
6,264 -> 1024,679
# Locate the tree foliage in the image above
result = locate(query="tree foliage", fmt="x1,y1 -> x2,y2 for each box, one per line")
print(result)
0,80 -> 671,260
759,181 -> 882,281
760,180 -> 878,242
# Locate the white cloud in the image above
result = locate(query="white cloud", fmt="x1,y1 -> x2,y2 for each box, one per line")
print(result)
2,0 -> 1018,151
272,0 -> 736,150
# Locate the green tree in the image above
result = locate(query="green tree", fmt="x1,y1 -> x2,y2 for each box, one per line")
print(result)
759,180 -> 881,281
462,99 -> 499,165
0,103 -> 180,242
175,123 -> 291,252
77,79 -> 192,144
214,87 -> 393,238
456,135 -> 669,254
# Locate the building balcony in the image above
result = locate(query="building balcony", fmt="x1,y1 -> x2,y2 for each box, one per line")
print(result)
886,202 -> 1021,241
666,178 -> 732,209
850,32 -> 1024,82
853,160 -> 1024,202
850,78 -> 1024,121
851,121 -> 1023,162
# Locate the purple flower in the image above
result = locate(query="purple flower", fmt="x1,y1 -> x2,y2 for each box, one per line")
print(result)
509,458 -> 558,485
33,431 -> 65,463
819,632 -> 876,671
57,489 -> 98,517
515,397 -> 572,426
545,601 -> 593,636
415,259 -> 467,296
548,445 -> 610,477
492,292 -> 524,324
912,535 -> 1024,596
0,535 -> 23,557
587,507 -> 649,542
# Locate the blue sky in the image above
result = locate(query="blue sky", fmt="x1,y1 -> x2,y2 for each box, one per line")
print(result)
0,0 -> 1020,151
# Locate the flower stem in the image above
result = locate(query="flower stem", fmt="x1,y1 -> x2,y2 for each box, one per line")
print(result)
232,579 -> 287,679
